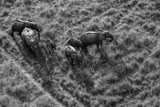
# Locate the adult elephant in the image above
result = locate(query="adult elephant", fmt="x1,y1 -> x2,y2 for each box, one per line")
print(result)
9,19 -> 42,40
64,45 -> 83,66
21,28 -> 49,69
80,30 -> 114,53
66,37 -> 83,50
21,27 -> 41,58
21,27 -> 39,48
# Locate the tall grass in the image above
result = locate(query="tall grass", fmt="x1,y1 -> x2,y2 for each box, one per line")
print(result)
1,0 -> 160,106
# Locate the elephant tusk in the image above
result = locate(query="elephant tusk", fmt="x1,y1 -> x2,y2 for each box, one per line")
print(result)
30,39 -> 35,42
33,35 -> 38,39
26,36 -> 30,39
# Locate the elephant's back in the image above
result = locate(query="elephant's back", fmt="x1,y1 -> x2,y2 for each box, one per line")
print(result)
67,38 -> 81,47
16,19 -> 36,24
12,21 -> 25,31
25,22 -> 39,31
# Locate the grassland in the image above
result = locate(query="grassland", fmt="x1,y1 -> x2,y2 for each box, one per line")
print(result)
1,0 -> 160,106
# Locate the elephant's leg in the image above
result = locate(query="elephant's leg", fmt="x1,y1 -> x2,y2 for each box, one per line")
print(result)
84,47 -> 88,54
70,58 -> 74,65
30,48 -> 36,58
24,44 -> 34,56
34,51 -> 38,58
66,55 -> 69,61
49,48 -> 53,56
22,40 -> 31,51
72,56 -> 77,66
99,42 -> 104,53
46,47 -> 51,58
32,49 -> 38,59
38,32 -> 40,40
76,59 -> 79,66
77,59 -> 80,67
27,45 -> 35,57
73,57 -> 77,66
82,48 -> 85,53
82,47 -> 87,54
22,40 -> 28,47
73,59 -> 76,66
33,51 -> 38,58
51,49 -> 55,58
96,44 -> 100,53
11,31 -> 14,37
31,47 -> 38,58
96,44 -> 99,48
67,56 -> 72,65
100,42 -> 103,49
75,59 -> 78,66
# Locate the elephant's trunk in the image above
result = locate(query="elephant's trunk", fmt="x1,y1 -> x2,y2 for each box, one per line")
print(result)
106,32 -> 114,42
77,37 -> 83,47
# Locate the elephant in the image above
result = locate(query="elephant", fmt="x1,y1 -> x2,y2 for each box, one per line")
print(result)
44,38 -> 57,56
66,37 -> 83,49
64,45 -> 83,66
80,30 -> 114,53
31,40 -> 51,70
21,27 -> 39,48
31,40 -> 49,61
9,19 -> 42,40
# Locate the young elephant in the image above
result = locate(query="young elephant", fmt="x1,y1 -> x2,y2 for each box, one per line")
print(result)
80,31 -> 114,53
32,40 -> 49,62
66,37 -> 83,49
44,38 -> 56,56
9,19 -> 42,39
64,45 -> 83,66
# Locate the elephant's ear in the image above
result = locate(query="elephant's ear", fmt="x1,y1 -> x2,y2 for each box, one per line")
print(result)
104,31 -> 114,42
99,32 -> 106,41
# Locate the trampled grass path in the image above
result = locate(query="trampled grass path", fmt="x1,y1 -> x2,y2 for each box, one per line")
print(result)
0,47 -> 65,107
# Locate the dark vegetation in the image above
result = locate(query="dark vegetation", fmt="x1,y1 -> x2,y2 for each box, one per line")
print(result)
1,0 -> 160,106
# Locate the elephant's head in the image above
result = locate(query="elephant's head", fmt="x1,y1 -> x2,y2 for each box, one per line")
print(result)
76,38 -> 83,47
22,27 -> 39,46
99,31 -> 114,42
65,45 -> 77,56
